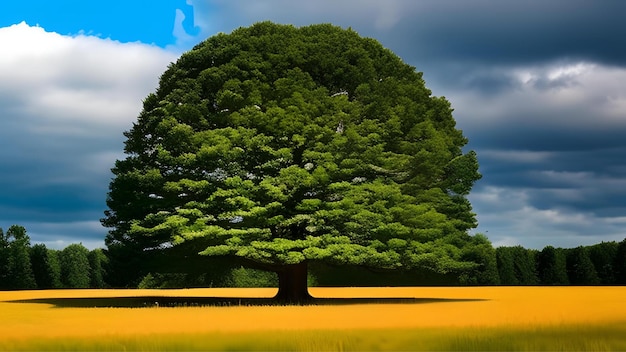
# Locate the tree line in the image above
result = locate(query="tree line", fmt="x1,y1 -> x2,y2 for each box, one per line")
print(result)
127,235 -> 626,288
1,223 -> 625,290
0,225 -> 106,290
493,240 -> 626,286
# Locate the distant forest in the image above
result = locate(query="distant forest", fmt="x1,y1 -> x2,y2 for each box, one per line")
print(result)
1,224 -> 625,290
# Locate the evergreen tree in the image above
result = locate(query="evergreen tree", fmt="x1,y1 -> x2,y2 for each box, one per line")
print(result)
102,242 -> 145,288
30,243 -> 62,289
512,246 -> 539,285
615,238 -> 626,284
102,22 -> 482,301
0,228 -> 10,289
3,225 -> 37,289
88,249 -> 107,288
565,246 -> 600,285
46,249 -> 62,288
496,246 -> 518,285
537,246 -> 569,285
588,241 -> 618,284
59,243 -> 91,288
495,246 -> 538,285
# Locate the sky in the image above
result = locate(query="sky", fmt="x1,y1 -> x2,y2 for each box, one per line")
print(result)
1,1 -> 625,250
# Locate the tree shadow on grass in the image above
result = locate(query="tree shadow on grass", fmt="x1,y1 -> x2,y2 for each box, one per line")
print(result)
8,296 -> 487,308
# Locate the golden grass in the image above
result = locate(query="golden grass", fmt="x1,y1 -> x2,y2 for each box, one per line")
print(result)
1,287 -> 625,350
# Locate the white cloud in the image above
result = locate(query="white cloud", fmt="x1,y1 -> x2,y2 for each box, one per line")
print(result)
546,62 -> 594,81
0,22 -> 178,135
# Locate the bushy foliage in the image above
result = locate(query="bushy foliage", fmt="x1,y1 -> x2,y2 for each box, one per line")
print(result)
30,244 -> 62,289
565,246 -> 600,285
459,234 -> 500,285
88,249 -> 108,288
1,222 -> 624,289
537,246 -> 569,285
59,243 -> 91,288
587,241 -> 618,284
137,268 -> 278,288
102,22 -> 483,297
615,238 -> 626,284
496,246 -> 539,285
222,267 -> 279,288
0,226 -> 36,289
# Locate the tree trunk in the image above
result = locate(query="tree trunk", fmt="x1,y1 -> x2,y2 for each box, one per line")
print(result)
274,261 -> 313,304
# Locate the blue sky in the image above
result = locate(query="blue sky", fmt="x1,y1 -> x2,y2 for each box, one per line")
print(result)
0,1 -> 199,46
1,0 -> 626,250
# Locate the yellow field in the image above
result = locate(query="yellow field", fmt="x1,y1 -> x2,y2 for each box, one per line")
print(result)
1,287 -> 625,351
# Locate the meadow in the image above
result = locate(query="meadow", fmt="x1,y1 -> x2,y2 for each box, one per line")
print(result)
1,286 -> 625,351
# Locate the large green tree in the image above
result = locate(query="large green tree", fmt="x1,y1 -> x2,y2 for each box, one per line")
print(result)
103,22 -> 482,302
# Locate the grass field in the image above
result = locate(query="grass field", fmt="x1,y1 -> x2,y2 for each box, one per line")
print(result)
1,287 -> 625,351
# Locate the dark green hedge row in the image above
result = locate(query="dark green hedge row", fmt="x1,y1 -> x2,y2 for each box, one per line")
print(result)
2,223 -> 625,289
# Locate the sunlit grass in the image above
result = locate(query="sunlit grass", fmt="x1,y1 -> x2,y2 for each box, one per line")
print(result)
1,287 -> 625,350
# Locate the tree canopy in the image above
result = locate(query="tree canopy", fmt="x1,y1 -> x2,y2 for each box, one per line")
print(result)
59,243 -> 91,288
102,22 -> 482,301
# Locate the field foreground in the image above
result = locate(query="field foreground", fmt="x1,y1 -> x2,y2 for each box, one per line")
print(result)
1,286 -> 625,350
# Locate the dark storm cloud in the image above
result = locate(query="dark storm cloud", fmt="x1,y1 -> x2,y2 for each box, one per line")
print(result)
460,73 -> 519,96
385,0 -> 626,68
195,1 -> 626,96
487,168 -> 626,212
438,63 -> 626,247
0,121 -> 120,246
468,121 -> 626,151
0,185 -> 100,221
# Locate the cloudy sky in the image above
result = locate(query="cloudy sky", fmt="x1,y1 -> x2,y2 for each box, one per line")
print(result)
1,1 -> 625,250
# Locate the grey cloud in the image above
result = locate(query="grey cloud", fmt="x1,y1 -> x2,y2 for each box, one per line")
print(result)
468,126 -> 626,152
449,63 -> 626,152
386,0 -> 626,67
194,1 -> 626,96
469,185 -> 626,249
476,146 -> 626,199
